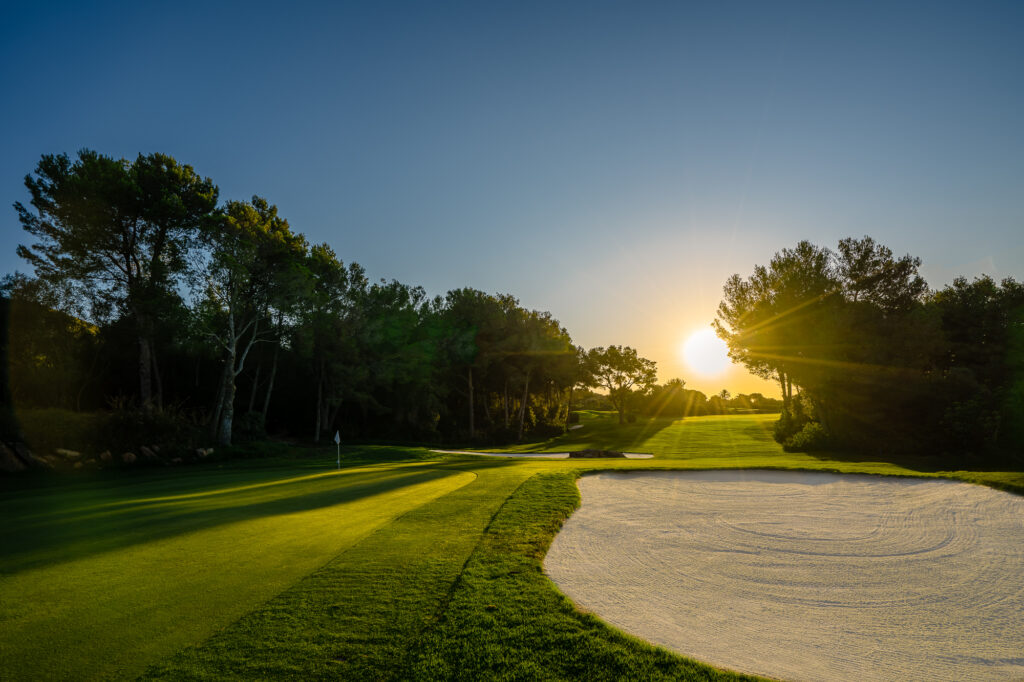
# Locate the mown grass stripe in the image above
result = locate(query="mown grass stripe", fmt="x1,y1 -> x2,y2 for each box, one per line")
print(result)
140,462 -> 535,680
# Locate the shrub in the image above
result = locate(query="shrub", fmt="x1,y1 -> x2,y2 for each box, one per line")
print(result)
528,422 -> 565,440
98,402 -> 203,458
17,408 -> 105,455
783,421 -> 831,452
233,411 -> 267,443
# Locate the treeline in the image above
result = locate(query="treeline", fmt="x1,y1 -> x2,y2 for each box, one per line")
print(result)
717,237 -> 1024,459
4,150 -> 674,454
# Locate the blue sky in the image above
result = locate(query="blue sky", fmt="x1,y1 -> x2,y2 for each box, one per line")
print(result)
3,1 -> 1022,394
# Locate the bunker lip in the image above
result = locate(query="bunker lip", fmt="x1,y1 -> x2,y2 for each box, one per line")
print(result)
430,449 -> 653,459
544,469 -> 1024,682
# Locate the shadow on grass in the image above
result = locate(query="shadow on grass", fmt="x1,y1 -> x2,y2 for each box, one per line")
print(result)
0,457 -> 519,576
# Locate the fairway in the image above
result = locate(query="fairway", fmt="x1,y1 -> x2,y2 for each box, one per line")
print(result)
0,461 -> 474,680
2,413 -> 1022,681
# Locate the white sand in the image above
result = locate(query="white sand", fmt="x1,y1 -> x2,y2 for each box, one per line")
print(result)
544,470 -> 1024,681
429,449 -> 653,459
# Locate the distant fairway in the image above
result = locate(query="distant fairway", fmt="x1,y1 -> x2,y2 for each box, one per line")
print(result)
2,413 -> 1021,680
495,411 -> 783,458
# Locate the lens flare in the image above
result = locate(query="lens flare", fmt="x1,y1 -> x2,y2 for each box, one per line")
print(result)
681,328 -> 731,377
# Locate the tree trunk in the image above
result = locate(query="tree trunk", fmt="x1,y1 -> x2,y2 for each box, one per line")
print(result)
516,372 -> 531,441
248,362 -> 262,413
467,367 -> 475,438
503,381 -> 509,428
565,386 -> 575,429
482,391 -> 493,425
210,359 -> 230,440
261,344 -> 278,426
218,348 -> 236,446
138,334 -> 153,409
151,345 -> 164,412
314,358 -> 324,442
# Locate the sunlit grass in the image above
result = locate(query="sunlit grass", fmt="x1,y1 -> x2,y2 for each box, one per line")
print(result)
492,410 -> 780,456
0,459 -> 473,680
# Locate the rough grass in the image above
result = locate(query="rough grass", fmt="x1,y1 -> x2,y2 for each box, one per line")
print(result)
2,412 -> 1021,680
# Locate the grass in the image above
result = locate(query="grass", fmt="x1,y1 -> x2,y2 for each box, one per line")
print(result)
0,455 -> 475,680
495,411 -> 786,458
2,411 -> 1022,680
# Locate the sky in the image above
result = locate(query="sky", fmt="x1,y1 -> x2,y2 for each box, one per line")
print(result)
2,1 -> 1022,397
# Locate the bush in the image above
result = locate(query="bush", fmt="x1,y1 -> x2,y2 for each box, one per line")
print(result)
772,400 -> 811,444
783,421 -> 831,452
528,422 -> 565,440
234,411 -> 267,443
98,402 -> 203,457
17,408 -> 105,455
940,398 -> 1000,456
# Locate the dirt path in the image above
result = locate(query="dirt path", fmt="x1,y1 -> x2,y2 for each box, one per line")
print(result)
545,470 -> 1024,681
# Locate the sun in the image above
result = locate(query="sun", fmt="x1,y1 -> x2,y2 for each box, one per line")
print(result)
681,328 -> 731,377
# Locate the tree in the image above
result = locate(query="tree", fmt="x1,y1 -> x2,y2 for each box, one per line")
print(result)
836,236 -> 927,311
564,345 -> 596,427
200,196 -> 305,445
506,309 -> 574,439
2,274 -> 104,410
587,345 -> 657,424
714,239 -> 836,413
16,150 -> 217,408
441,288 -> 505,438
295,244 -> 358,441
716,236 -> 945,452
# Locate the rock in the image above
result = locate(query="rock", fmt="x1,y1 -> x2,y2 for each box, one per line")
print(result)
122,452 -> 137,464
99,451 -> 113,464
55,448 -> 82,460
73,462 -> 83,469
0,443 -> 27,473
195,448 -> 207,458
14,444 -> 53,470
568,449 -> 626,458
171,457 -> 182,465
139,445 -> 158,460
152,445 -> 160,452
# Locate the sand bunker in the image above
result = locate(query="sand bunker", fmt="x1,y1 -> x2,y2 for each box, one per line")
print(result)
545,470 -> 1024,681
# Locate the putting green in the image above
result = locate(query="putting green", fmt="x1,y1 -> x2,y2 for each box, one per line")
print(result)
0,462 -> 473,681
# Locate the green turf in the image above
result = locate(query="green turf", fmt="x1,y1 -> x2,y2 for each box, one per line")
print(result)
491,411 -> 785,457
2,412 -> 1021,680
0,457 -> 474,680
